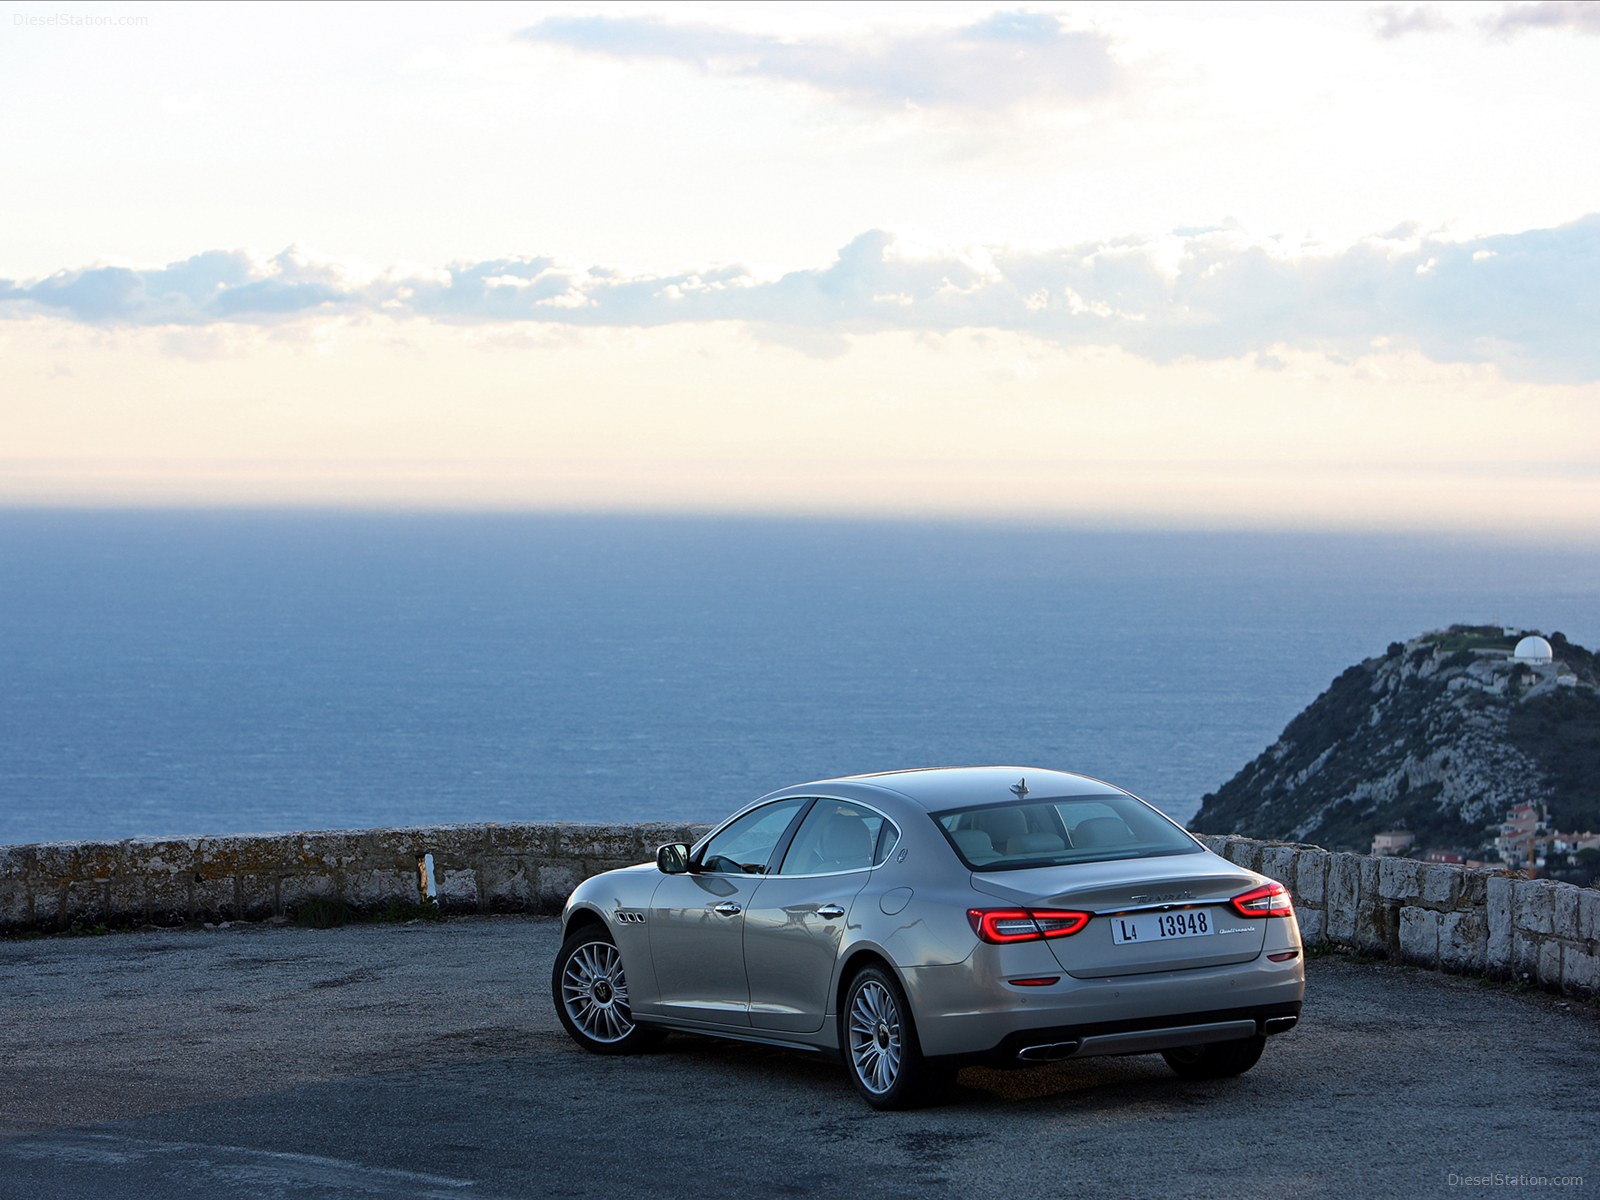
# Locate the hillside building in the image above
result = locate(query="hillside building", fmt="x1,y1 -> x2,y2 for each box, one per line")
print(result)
1371,830 -> 1415,856
1494,802 -> 1548,868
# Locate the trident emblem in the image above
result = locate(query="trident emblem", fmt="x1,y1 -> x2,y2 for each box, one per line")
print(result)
1010,777 -> 1029,799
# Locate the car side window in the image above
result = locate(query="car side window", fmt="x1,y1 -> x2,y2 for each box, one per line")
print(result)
697,798 -> 808,875
777,800 -> 891,876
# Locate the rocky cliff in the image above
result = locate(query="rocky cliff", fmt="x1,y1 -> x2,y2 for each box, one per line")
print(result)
1192,627 -> 1600,852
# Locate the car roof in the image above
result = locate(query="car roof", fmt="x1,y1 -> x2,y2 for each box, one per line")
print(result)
796,765 -> 1132,812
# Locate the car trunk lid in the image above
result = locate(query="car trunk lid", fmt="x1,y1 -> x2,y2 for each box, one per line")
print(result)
969,853 -> 1268,978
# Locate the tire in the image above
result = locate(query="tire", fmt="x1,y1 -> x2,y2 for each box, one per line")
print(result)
1161,1035 -> 1265,1080
552,926 -> 663,1055
840,965 -> 950,1110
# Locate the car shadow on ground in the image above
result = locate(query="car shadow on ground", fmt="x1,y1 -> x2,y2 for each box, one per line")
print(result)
634,1026 -> 1289,1111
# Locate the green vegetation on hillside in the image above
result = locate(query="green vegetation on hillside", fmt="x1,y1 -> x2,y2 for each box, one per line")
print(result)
1421,626 -> 1515,654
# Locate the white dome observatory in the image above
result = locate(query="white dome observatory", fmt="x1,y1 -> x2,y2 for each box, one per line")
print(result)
1513,635 -> 1553,664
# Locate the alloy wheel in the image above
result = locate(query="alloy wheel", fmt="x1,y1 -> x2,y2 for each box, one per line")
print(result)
560,940 -> 635,1043
848,979 -> 903,1093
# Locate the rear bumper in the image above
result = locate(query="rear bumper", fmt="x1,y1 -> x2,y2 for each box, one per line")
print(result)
990,1002 -> 1300,1066
901,953 -> 1306,1061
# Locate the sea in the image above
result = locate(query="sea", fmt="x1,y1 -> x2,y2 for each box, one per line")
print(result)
1,509 -> 1596,848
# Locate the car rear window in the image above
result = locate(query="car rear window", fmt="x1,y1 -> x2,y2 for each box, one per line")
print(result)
932,793 -> 1202,870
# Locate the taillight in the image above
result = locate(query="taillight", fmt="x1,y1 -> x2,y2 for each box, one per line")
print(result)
968,908 -> 1091,943
1230,881 -> 1294,918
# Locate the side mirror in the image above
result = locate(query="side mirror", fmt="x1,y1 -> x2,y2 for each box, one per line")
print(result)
656,842 -> 691,875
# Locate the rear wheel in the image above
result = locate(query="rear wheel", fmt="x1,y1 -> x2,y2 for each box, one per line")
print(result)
840,965 -> 950,1110
1161,1035 -> 1265,1080
552,927 -> 663,1055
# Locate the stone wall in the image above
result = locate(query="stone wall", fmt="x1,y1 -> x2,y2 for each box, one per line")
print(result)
0,822 -> 710,932
2,825 -> 1595,997
1197,836 -> 1599,997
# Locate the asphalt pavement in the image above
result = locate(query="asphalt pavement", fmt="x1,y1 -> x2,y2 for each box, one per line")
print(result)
1,915 -> 1595,1199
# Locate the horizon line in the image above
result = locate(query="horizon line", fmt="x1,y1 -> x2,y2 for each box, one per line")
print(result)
0,499 -> 1596,551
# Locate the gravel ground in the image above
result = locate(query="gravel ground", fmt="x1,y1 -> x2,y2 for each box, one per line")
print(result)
1,915 -> 1595,1199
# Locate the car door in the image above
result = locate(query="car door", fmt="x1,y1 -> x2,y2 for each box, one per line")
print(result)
744,799 -> 896,1034
646,797 -> 808,1026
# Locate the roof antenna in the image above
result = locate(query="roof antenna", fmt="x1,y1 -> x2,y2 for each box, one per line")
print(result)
1010,777 -> 1029,799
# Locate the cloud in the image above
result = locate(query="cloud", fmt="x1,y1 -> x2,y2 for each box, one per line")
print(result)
1369,4 -> 1455,39
515,10 -> 1119,109
1370,2 -> 1600,39
1486,1 -> 1600,36
4,218 -> 1598,382
0,248 -> 347,325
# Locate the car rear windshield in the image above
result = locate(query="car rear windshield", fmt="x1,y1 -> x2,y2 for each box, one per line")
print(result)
932,793 -> 1202,870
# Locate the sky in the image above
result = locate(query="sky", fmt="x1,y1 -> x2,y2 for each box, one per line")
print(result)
2,0 -> 1597,538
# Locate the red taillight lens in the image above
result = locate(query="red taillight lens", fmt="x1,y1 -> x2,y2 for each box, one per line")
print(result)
967,908 -> 1091,943
1230,881 -> 1294,918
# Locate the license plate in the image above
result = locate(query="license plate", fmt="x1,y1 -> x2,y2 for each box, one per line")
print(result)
1111,910 -> 1214,945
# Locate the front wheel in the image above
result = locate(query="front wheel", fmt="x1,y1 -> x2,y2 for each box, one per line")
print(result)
552,927 -> 663,1055
841,965 -> 950,1110
1161,1035 -> 1265,1080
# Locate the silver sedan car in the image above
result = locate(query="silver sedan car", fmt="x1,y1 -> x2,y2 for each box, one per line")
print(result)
552,766 -> 1304,1109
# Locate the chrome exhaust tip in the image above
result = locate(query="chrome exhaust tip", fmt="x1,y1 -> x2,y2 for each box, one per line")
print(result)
1262,1016 -> 1298,1035
1016,1040 -> 1081,1063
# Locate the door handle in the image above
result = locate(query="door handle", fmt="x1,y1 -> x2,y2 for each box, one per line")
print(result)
815,904 -> 846,919
713,902 -> 743,916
